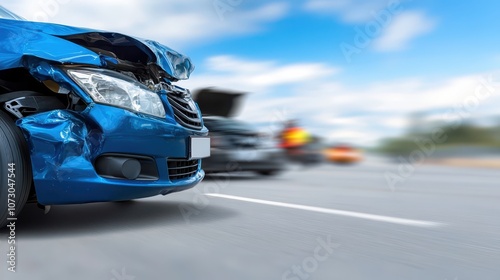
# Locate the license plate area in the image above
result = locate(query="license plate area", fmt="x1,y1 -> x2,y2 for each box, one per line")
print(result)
189,137 -> 210,159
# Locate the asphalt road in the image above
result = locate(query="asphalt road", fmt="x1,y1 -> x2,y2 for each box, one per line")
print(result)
1,158 -> 500,280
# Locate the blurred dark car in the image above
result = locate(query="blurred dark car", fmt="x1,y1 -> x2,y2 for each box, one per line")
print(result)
194,88 -> 286,176
203,116 -> 286,175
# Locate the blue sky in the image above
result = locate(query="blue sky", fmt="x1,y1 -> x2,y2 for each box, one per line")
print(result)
4,0 -> 500,145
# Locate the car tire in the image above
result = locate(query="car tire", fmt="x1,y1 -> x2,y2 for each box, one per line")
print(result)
257,170 -> 280,176
0,110 -> 32,228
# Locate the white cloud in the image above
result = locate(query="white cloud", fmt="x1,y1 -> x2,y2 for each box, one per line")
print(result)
373,11 -> 436,51
182,55 -> 339,90
3,2 -> 495,146
304,0 -> 437,53
304,0 -> 391,23
183,55 -> 500,146
381,118 -> 410,129
4,1 -> 289,47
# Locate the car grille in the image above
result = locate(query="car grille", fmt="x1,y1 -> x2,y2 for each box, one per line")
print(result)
167,159 -> 200,180
167,93 -> 203,130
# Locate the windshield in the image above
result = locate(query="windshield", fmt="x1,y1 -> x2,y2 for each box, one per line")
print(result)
0,6 -> 25,20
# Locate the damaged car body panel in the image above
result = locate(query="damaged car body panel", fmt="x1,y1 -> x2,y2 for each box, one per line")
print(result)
0,6 -> 209,211
18,106 -> 203,205
0,19 -> 194,81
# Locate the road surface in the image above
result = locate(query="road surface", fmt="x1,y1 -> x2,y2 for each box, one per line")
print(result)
2,158 -> 500,280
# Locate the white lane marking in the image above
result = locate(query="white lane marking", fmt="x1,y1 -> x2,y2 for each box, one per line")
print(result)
205,194 -> 445,228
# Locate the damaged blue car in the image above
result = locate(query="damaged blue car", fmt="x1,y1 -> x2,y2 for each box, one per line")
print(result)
0,6 -> 210,228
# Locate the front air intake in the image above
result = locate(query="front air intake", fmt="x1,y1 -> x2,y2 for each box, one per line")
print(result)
167,159 -> 200,181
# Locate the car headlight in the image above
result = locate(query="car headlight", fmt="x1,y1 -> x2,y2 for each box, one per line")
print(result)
67,69 -> 166,118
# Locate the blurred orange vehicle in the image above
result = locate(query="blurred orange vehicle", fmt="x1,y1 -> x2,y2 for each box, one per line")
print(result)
324,145 -> 363,164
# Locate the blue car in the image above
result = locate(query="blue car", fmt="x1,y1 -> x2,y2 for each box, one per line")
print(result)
0,6 -> 210,228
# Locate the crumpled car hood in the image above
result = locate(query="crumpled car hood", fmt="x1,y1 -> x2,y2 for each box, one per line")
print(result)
0,19 -> 194,80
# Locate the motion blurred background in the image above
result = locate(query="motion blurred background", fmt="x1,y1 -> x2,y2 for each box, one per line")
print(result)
5,0 -> 500,166
2,2 -> 500,280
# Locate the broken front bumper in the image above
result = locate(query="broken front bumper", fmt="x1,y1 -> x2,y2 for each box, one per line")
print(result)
17,103 -> 208,205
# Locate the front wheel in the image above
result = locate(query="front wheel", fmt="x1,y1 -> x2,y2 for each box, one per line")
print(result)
0,110 -> 32,228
